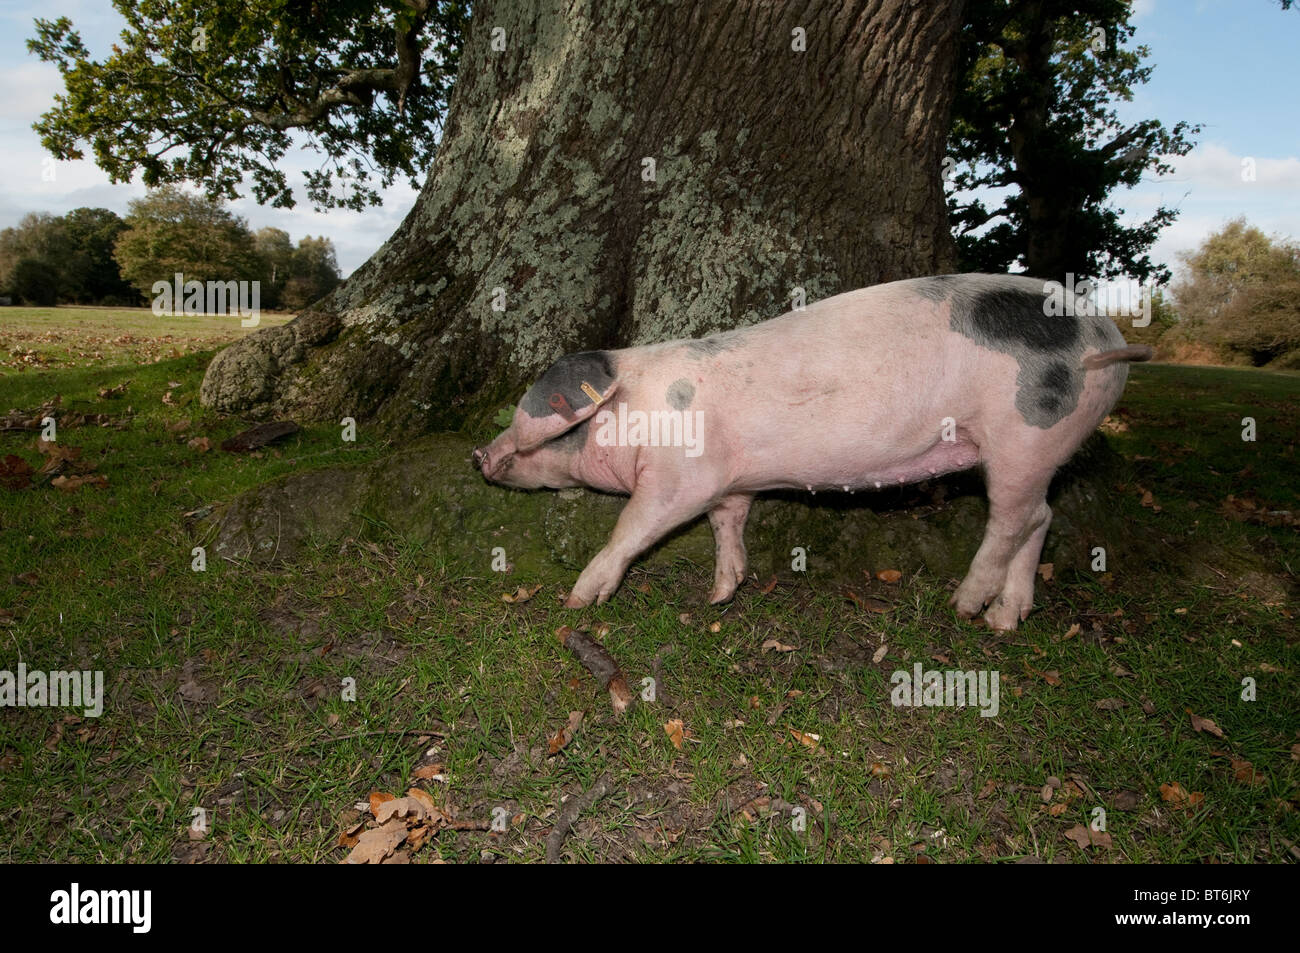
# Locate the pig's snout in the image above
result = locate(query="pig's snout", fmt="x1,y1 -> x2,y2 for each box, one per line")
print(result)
473,445 -> 511,482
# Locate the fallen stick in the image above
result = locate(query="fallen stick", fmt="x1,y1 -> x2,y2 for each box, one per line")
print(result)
545,774 -> 612,864
557,626 -> 635,714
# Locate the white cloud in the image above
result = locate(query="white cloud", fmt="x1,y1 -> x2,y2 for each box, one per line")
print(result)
1125,142 -> 1300,278
1166,143 -> 1300,193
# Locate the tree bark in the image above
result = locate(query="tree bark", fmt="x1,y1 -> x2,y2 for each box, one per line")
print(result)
201,0 -> 965,436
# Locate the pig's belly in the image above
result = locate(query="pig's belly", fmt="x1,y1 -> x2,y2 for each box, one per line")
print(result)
732,431 -> 981,493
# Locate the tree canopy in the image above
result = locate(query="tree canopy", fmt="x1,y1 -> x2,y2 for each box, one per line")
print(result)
29,0 -> 469,210
114,186 -> 265,295
1,191 -> 341,309
28,2 -> 1252,286
1172,219 -> 1300,366
947,0 -> 1198,282
0,208 -> 136,305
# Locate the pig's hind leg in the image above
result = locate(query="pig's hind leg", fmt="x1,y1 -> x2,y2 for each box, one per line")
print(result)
981,501 -> 1052,630
951,461 -> 1056,630
564,482 -> 716,608
707,493 -> 754,604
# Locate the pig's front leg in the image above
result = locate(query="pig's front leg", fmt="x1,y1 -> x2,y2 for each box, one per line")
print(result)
707,493 -> 754,604
565,482 -> 715,608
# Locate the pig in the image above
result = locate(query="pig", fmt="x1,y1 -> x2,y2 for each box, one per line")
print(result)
472,273 -> 1152,630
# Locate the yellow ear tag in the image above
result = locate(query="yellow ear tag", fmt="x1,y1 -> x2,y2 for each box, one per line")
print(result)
579,381 -> 603,405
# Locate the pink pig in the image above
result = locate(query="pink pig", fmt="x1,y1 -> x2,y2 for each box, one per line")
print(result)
473,274 -> 1151,630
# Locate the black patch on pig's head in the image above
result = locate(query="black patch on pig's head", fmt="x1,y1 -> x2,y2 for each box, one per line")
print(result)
519,350 -> 616,419
549,418 -> 591,454
666,378 -> 695,411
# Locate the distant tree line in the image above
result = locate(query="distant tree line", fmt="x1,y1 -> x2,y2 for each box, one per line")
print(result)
1119,219 -> 1300,370
0,185 -> 341,310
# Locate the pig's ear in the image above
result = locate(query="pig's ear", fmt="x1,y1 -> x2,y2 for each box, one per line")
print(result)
513,350 -> 619,452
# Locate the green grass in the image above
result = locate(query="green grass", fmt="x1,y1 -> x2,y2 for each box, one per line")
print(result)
0,305 -> 290,371
1,316 -> 1296,863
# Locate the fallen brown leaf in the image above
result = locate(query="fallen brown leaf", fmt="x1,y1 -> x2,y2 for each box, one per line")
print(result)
1188,710 -> 1225,739
412,763 -> 445,781
1231,758 -> 1265,786
548,710 -> 584,755
342,818 -> 408,864
790,729 -> 821,750
0,455 -> 33,490
501,584 -> 543,604
664,718 -> 687,750
1064,824 -> 1112,850
1159,781 -> 1204,811
1113,790 -> 1140,811
50,473 -> 108,491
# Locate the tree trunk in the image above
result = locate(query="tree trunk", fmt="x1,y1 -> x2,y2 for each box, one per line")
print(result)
201,0 -> 964,436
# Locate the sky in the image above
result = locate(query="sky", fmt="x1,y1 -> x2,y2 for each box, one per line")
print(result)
0,0 -> 1296,280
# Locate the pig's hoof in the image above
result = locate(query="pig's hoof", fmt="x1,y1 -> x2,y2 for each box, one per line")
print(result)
982,596 -> 1027,631
708,572 -> 745,605
564,591 -> 592,609
949,591 -> 986,620
951,576 -> 1002,620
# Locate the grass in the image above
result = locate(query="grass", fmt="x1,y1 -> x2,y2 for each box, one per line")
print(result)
0,305 -> 291,370
0,309 -> 1296,863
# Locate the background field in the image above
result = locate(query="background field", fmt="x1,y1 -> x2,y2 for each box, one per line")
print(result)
0,306 -> 291,371
0,307 -> 1296,863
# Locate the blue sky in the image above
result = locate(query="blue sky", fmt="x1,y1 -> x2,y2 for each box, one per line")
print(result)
0,0 -> 1296,279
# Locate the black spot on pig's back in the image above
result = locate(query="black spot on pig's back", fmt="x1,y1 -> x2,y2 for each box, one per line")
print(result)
519,350 -> 617,419
686,336 -> 729,357
965,287 -> 1079,351
1039,360 -> 1072,393
917,274 -> 1088,429
666,378 -> 694,410
912,274 -> 959,302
